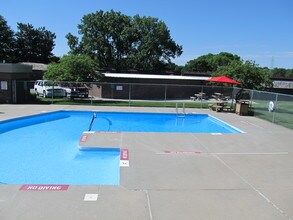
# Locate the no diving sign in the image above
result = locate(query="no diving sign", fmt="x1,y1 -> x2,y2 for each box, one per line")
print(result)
20,184 -> 69,191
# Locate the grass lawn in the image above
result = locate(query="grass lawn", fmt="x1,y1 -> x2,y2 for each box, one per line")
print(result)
252,100 -> 293,129
33,98 -> 212,108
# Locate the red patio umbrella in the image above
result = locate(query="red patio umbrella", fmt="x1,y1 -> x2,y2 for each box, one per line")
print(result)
207,75 -> 240,85
208,76 -> 241,109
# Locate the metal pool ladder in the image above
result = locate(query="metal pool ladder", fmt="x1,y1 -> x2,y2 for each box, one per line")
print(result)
176,103 -> 186,117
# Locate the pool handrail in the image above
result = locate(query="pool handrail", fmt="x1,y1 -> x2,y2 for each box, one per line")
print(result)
88,112 -> 96,131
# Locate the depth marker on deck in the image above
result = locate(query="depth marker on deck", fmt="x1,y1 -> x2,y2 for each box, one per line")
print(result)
80,134 -> 88,142
120,148 -> 129,167
84,194 -> 98,201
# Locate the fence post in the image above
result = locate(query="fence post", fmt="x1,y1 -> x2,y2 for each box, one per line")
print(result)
250,89 -> 254,111
51,82 -> 54,104
200,85 -> 203,108
90,83 -> 93,105
272,93 -> 278,123
164,84 -> 167,107
128,84 -> 131,107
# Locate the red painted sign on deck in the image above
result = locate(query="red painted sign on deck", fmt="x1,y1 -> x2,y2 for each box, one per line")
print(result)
80,134 -> 88,142
20,184 -> 69,191
120,149 -> 129,160
163,150 -> 203,154
120,149 -> 129,167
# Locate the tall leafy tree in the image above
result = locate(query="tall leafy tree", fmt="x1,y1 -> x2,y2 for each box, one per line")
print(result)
14,23 -> 56,63
44,54 -> 97,82
269,68 -> 293,78
184,52 -> 241,73
128,15 -> 182,71
216,60 -> 272,89
0,15 -> 15,62
285,69 -> 293,78
67,10 -> 133,70
184,53 -> 215,72
66,10 -> 182,72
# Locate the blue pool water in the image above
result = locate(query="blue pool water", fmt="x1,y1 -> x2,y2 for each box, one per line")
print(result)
0,111 -> 242,185
88,111 -> 242,133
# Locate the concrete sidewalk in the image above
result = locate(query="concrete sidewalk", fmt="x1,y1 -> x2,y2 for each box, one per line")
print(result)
0,104 -> 293,220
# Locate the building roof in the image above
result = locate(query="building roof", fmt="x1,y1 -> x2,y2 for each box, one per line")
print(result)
0,63 -> 32,73
103,73 -> 210,81
21,62 -> 48,71
273,80 -> 293,89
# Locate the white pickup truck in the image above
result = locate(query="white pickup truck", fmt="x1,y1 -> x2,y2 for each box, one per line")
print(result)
34,80 -> 66,98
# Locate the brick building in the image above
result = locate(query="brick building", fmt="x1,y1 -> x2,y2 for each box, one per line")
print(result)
0,63 -> 45,103
99,73 -> 210,100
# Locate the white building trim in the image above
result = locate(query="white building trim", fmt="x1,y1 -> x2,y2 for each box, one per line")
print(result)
103,73 -> 210,81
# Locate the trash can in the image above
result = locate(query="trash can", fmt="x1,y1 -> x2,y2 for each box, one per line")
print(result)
235,100 -> 249,116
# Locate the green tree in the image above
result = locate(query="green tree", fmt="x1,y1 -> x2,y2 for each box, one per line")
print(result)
14,23 -> 56,63
66,10 -> 182,72
184,53 -> 215,72
286,69 -> 293,78
67,10 -> 133,70
184,52 -> 241,73
216,60 -> 272,89
128,15 -> 182,71
269,68 -> 293,78
44,54 -> 97,82
0,15 -> 15,62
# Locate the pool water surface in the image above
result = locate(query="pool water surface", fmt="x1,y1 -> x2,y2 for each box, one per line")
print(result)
0,111 -> 243,185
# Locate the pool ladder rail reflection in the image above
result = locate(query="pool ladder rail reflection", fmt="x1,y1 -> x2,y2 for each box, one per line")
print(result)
176,103 -> 186,117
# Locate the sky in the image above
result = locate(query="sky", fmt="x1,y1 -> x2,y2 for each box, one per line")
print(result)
1,0 -> 293,68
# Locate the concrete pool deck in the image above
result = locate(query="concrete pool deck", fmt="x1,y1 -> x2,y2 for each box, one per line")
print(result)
0,104 -> 293,220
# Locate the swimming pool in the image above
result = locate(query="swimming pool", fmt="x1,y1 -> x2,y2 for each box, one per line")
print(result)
0,111 -> 243,185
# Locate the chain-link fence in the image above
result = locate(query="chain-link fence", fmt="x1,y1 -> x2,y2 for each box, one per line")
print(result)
243,89 -> 293,129
8,80 -> 293,129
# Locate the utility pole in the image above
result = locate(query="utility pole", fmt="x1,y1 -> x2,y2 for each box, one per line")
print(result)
270,56 -> 274,69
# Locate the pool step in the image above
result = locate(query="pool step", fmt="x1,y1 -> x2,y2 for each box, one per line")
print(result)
78,131 -> 121,150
